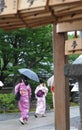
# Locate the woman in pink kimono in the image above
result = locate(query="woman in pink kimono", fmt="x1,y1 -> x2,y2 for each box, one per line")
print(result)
34,80 -> 48,117
15,76 -> 32,125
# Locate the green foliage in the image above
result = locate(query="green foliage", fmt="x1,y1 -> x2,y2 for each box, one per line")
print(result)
0,93 -> 15,110
0,91 -> 53,112
46,91 -> 53,108
1,26 -> 81,102
0,25 -> 53,89
68,33 -> 79,39
70,102 -> 79,106
68,54 -> 80,64
68,34 -> 74,39
8,103 -> 15,110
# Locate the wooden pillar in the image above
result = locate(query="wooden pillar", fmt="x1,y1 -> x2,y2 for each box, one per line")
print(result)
53,24 -> 70,130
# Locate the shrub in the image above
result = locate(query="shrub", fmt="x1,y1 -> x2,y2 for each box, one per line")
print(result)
46,92 -> 53,108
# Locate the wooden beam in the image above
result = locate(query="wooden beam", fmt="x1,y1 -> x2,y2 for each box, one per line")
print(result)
0,21 -> 24,28
0,17 -> 22,24
18,0 -> 47,10
65,49 -> 82,55
27,18 -> 54,28
2,24 -> 26,31
49,0 -> 81,6
57,20 -> 82,32
57,12 -> 82,23
0,0 -> 17,15
53,24 -> 69,130
52,3 -> 82,12
19,9 -> 49,17
22,12 -> 51,20
54,5 -> 82,16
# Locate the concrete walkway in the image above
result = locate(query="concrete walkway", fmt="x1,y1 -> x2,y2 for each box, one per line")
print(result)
0,111 -> 54,130
0,106 -> 80,130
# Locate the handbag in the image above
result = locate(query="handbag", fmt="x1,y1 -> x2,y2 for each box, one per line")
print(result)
15,86 -> 21,101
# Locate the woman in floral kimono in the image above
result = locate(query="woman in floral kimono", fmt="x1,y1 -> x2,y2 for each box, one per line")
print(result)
15,76 -> 32,125
34,80 -> 48,117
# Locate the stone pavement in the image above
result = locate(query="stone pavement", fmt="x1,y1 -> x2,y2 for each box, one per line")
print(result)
70,106 -> 80,130
0,106 -> 80,130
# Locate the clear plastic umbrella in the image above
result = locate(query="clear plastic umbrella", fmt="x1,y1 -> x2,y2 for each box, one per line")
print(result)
47,75 -> 54,86
71,82 -> 79,92
18,68 -> 39,82
0,81 -> 4,87
73,55 -> 82,64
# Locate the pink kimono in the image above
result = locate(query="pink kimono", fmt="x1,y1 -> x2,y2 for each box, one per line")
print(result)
35,84 -> 48,116
15,81 -> 32,121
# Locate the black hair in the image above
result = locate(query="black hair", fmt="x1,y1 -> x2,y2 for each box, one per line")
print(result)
23,79 -> 28,85
40,79 -> 44,84
20,75 -> 29,85
15,75 -> 29,86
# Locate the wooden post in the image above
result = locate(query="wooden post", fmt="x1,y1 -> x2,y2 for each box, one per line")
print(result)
53,24 -> 70,130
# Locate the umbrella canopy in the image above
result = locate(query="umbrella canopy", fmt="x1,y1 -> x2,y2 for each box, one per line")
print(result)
47,75 -> 54,86
0,81 -> 4,87
71,82 -> 79,92
73,55 -> 82,64
18,68 -> 39,82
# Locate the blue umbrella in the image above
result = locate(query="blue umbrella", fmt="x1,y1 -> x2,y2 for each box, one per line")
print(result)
18,68 -> 39,82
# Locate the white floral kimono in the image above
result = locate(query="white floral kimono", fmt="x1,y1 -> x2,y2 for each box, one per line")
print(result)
35,84 -> 48,115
